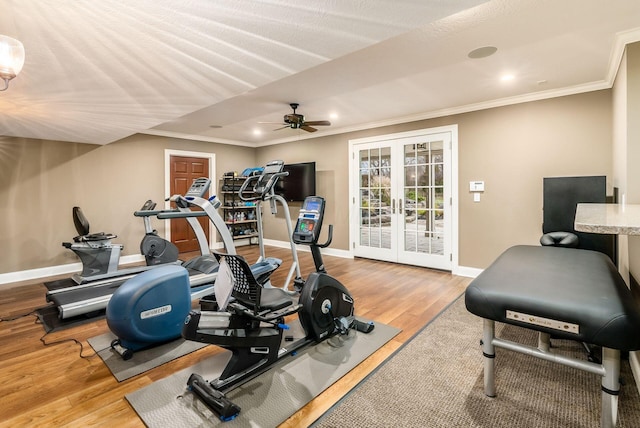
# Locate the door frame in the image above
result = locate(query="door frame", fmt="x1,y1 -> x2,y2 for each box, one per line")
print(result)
348,125 -> 459,271
164,149 -> 216,247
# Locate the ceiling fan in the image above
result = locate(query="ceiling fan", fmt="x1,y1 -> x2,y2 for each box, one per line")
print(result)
261,103 -> 331,133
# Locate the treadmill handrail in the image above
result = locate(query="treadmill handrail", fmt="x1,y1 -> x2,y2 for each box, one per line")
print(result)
134,208 -> 179,217
156,211 -> 208,219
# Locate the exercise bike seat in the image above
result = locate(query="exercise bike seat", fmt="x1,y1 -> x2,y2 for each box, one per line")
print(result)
222,254 -> 295,312
71,206 -> 118,243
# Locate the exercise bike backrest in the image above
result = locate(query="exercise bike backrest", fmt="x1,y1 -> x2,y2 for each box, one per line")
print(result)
72,206 -> 91,237
71,206 -> 116,242
238,160 -> 288,202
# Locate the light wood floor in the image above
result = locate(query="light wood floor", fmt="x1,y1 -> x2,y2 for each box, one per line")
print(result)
0,246 -> 470,427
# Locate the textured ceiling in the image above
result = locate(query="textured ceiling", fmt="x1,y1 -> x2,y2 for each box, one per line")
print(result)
1,0 -> 640,146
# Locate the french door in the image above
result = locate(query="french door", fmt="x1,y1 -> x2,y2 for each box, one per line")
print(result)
350,127 -> 454,270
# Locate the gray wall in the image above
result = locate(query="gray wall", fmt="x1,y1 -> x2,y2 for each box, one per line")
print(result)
1,89 -> 612,276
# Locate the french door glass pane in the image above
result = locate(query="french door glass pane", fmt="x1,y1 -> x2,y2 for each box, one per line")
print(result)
359,148 -> 391,249
402,140 -> 445,256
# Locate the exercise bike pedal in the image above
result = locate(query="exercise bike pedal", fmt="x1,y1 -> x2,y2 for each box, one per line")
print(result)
354,319 -> 375,334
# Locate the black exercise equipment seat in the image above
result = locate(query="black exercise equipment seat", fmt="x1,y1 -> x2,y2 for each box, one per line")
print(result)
224,254 -> 294,312
70,206 -> 117,243
465,245 -> 640,428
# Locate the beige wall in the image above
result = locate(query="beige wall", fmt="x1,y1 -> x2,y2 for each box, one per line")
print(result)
0,134 -> 255,274
613,48 -> 629,283
255,137 -> 349,250
1,89 -> 613,276
623,43 -> 640,282
258,90 -> 613,269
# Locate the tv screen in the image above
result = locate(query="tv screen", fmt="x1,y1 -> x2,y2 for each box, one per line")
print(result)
275,162 -> 316,202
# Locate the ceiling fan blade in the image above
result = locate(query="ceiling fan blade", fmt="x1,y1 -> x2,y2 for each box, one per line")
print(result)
273,125 -> 290,131
300,125 -> 318,132
258,121 -> 286,124
303,120 -> 331,126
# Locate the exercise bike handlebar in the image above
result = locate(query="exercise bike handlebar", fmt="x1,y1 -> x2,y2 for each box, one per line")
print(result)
315,224 -> 333,248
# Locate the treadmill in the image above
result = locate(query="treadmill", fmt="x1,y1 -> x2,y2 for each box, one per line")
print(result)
46,178 -> 236,319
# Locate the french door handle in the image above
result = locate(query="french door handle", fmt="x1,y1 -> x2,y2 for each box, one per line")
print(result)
399,199 -> 403,214
392,198 -> 396,214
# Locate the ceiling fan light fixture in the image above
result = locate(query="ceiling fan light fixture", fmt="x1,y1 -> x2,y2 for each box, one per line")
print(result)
0,35 -> 25,91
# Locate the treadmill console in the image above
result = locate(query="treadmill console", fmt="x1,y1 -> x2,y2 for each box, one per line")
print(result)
293,196 -> 325,244
185,178 -> 211,198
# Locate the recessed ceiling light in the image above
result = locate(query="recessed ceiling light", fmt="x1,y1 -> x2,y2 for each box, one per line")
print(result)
468,46 -> 497,59
252,129 -> 262,136
501,74 -> 515,82
329,112 -> 338,120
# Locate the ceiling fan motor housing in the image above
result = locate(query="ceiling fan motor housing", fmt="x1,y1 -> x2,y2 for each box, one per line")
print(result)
284,113 -> 304,125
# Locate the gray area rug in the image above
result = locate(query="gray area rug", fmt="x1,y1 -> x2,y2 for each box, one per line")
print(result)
88,332 -> 208,382
316,296 -> 640,428
126,320 -> 400,427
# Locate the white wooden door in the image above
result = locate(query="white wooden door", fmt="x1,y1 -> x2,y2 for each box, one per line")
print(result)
351,128 -> 454,270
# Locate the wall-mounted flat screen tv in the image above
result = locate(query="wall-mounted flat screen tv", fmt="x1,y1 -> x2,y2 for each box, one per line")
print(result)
275,162 -> 316,202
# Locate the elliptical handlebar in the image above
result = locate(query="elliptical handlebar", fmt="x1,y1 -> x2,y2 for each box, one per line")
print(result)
238,160 -> 288,202
237,175 -> 261,202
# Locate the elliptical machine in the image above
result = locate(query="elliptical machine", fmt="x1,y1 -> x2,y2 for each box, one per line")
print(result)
181,195 -> 374,421
237,160 -> 302,292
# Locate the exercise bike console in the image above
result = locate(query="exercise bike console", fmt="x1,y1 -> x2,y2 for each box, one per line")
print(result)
293,196 -> 325,245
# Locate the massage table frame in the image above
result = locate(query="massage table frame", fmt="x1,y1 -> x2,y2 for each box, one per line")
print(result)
465,245 -> 640,428
481,320 -> 620,428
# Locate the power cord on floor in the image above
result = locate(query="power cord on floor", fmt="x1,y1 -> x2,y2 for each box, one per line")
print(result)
38,329 -> 111,359
2,308 -> 110,358
34,317 -> 110,359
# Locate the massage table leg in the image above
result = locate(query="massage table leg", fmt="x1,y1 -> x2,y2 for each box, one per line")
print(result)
538,332 -> 551,352
480,317 -> 621,428
601,347 -> 620,428
482,319 -> 496,397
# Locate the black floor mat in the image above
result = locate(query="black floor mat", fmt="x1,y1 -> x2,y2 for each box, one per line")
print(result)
35,305 -> 104,333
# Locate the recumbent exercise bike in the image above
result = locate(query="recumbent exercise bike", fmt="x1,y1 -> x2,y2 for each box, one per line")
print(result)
181,195 -> 374,421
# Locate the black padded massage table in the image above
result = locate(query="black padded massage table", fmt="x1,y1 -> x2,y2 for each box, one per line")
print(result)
465,245 -> 640,428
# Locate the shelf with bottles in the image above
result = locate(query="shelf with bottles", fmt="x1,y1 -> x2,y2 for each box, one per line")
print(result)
230,226 -> 259,240
220,171 -> 259,245
223,209 -> 257,225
